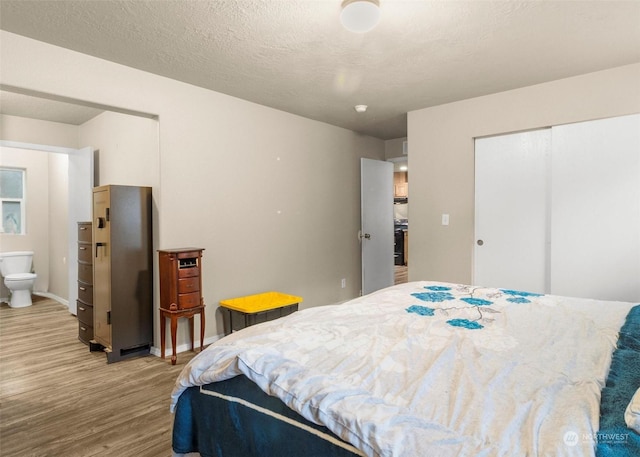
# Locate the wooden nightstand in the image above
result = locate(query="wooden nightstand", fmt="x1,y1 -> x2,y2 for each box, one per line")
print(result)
219,291 -> 302,335
158,248 -> 206,365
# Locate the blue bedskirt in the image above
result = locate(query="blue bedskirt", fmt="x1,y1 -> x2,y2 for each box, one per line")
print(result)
596,305 -> 640,457
173,374 -> 360,457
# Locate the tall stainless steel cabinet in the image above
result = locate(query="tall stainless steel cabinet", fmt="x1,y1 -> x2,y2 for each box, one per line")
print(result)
91,185 -> 153,363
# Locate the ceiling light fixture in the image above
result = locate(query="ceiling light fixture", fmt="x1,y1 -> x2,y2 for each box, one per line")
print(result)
354,104 -> 368,113
340,0 -> 380,33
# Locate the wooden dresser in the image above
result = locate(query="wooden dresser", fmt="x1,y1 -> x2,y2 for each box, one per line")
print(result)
91,185 -> 153,363
158,248 -> 206,365
77,221 -> 94,345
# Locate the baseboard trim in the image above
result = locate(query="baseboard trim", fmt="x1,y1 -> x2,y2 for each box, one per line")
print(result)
28,291 -> 224,359
34,292 -> 69,307
150,333 -> 224,358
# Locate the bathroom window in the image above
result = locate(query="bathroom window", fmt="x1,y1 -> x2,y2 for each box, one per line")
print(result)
0,167 -> 26,235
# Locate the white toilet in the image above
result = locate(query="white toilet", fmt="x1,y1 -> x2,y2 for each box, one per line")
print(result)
0,251 -> 38,308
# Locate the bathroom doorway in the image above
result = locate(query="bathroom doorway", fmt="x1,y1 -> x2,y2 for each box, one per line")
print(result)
0,142 -> 93,308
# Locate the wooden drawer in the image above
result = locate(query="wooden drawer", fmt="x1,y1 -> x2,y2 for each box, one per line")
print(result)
78,223 -> 92,243
178,292 -> 201,309
78,281 -> 93,305
78,262 -> 93,284
78,320 -> 94,345
78,242 -> 92,264
178,277 -> 199,294
178,266 -> 199,278
77,299 -> 93,325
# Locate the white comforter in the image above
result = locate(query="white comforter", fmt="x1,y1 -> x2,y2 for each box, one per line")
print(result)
171,281 -> 635,457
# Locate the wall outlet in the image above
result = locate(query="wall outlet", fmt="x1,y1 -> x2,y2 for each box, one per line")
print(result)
341,278 -> 346,288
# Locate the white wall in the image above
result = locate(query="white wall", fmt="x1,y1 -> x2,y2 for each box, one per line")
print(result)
0,31 -> 385,351
78,111 -> 159,188
0,113 -> 79,148
384,137 -> 407,160
408,63 -> 640,285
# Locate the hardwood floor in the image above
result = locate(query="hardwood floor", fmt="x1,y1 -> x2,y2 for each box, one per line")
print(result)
394,265 -> 408,285
0,296 -> 197,457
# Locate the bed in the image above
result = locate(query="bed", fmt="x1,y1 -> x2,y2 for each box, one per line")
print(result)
170,281 -> 640,457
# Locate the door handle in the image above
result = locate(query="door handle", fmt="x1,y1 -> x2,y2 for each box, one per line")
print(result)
359,232 -> 371,240
477,239 -> 484,246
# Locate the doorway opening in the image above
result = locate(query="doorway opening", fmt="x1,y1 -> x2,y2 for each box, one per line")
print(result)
0,88 -> 160,315
393,161 -> 408,285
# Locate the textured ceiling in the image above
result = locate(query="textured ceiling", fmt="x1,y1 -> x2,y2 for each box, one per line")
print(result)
1,0 -> 639,139
0,90 -> 103,126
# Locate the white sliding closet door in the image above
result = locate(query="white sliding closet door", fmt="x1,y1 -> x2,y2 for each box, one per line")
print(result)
474,129 -> 551,293
550,114 -> 640,302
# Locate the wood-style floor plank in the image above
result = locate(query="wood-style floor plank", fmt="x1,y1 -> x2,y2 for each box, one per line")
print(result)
0,296 -> 197,457
394,265 -> 408,285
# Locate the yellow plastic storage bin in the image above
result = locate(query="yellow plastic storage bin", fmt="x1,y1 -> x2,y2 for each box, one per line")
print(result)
219,291 -> 302,335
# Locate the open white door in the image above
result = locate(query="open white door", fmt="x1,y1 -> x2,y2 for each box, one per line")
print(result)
361,158 -> 394,295
67,146 -> 94,314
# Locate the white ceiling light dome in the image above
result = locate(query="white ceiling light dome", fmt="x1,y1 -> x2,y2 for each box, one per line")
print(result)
340,0 -> 381,33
